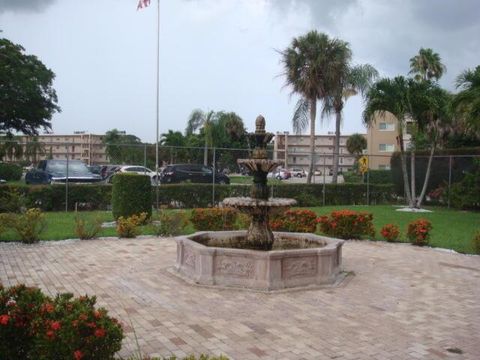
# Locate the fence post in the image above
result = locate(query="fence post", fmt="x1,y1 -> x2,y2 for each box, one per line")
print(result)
212,147 -> 216,206
447,155 -> 452,209
65,144 -> 69,212
322,155 -> 326,206
366,155 -> 370,206
143,144 -> 147,169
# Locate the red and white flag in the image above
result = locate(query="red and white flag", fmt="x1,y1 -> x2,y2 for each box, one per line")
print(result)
137,0 -> 151,10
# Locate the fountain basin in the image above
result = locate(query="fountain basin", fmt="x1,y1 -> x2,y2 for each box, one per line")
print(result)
175,231 -> 344,291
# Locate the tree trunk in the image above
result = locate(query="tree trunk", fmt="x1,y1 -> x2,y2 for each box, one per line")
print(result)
203,137 -> 208,166
332,110 -> 341,184
416,145 -> 435,208
306,99 -> 317,184
398,130 -> 412,206
410,150 -> 416,207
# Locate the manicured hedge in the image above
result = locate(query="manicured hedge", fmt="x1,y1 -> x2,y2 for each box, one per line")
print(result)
112,173 -> 152,220
343,170 -> 392,185
0,182 -> 395,211
0,163 -> 22,181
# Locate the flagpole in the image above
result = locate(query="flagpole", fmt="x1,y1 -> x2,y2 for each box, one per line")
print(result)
155,0 -> 160,210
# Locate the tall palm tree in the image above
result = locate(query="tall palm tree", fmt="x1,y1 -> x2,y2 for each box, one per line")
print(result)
280,31 -> 351,183
363,76 -> 415,207
329,64 -> 378,183
25,136 -> 45,164
452,66 -> 480,132
186,109 -> 217,166
2,135 -> 23,162
409,48 -> 446,82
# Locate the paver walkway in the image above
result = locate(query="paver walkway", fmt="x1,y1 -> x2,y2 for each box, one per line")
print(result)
1,238 -> 479,359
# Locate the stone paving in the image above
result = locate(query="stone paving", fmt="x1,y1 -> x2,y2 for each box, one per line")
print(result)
1,237 -> 479,359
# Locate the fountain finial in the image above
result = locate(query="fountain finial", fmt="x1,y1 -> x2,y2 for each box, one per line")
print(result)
255,115 -> 266,134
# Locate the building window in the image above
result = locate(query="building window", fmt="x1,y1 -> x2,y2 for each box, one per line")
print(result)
340,157 -> 343,164
379,144 -> 394,152
292,156 -> 297,163
379,122 -> 395,131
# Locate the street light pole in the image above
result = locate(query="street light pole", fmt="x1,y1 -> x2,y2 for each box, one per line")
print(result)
155,0 -> 160,210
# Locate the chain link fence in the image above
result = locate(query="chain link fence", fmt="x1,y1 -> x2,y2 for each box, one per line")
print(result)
0,139 -> 478,211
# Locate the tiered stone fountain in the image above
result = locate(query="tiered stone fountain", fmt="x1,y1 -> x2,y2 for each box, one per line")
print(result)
175,116 -> 344,291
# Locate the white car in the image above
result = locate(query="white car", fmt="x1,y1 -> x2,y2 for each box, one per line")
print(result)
290,168 -> 306,178
116,166 -> 160,184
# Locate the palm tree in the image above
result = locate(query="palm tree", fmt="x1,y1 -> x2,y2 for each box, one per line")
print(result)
329,64 -> 378,183
280,31 -> 351,183
452,66 -> 480,132
409,48 -> 446,82
186,109 -> 217,166
363,76 -> 415,207
346,133 -> 367,157
2,135 -> 23,162
25,136 -> 45,164
408,48 -> 446,203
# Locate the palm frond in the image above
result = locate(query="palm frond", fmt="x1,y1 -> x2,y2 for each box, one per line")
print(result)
292,98 -> 310,135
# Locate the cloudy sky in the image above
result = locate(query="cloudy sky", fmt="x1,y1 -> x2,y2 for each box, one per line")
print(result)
1,0 -> 479,142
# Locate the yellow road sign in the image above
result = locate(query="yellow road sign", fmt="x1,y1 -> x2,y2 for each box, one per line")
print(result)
359,156 -> 368,174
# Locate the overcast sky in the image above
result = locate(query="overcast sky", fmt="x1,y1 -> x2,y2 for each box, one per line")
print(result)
1,0 -> 479,142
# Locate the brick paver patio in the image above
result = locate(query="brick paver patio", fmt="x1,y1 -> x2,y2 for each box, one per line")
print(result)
1,237 -> 479,359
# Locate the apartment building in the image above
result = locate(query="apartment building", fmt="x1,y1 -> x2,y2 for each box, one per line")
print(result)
273,132 -> 359,173
16,132 -> 109,165
366,112 -> 412,170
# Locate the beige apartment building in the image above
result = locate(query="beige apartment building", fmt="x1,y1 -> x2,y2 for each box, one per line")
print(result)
16,132 -> 109,165
273,132 -> 359,173
366,112 -> 412,170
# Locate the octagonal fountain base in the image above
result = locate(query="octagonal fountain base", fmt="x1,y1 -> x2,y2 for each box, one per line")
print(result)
175,231 -> 344,291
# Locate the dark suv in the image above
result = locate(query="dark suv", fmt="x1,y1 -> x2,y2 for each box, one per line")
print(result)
160,164 -> 230,184
25,160 -> 103,184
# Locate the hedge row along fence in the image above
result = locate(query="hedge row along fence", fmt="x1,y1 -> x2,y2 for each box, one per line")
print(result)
0,183 -> 395,211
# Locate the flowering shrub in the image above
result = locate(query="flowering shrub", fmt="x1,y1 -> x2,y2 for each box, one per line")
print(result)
116,212 -> 148,238
0,284 -> 123,360
269,209 -> 318,233
318,209 -> 375,239
190,208 -> 237,231
150,211 -> 188,236
12,208 -> 47,244
406,218 -> 432,246
75,215 -> 103,240
380,224 -> 400,242
473,231 -> 480,254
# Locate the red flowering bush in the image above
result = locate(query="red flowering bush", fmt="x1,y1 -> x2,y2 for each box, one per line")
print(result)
190,207 -> 237,231
0,284 -> 123,360
380,224 -> 400,242
406,218 -> 432,246
269,209 -> 318,233
317,209 -> 375,239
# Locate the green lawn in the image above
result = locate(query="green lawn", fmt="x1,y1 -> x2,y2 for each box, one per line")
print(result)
0,206 -> 478,254
311,205 -> 479,254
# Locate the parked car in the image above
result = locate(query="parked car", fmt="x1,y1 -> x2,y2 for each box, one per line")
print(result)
100,165 -> 121,179
0,178 -> 6,184
160,164 -> 230,184
290,168 -> 306,178
25,160 -> 103,185
114,165 -> 160,185
268,168 -> 291,180
87,165 -> 102,175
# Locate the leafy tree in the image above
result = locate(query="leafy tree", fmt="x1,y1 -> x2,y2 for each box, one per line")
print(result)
452,65 -> 480,132
280,31 -> 351,183
186,109 -> 217,165
103,129 -> 143,165
409,48 -> 446,82
0,38 -> 60,135
329,64 -> 378,183
346,133 -> 367,156
1,135 -> 23,162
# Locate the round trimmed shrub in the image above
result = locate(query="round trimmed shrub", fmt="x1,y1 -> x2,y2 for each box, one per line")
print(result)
112,173 -> 152,220
0,163 -> 22,181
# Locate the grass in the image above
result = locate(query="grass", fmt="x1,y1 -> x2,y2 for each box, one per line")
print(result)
0,205 -> 478,254
311,205 -> 480,254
